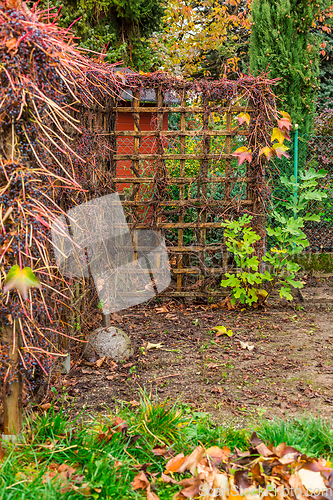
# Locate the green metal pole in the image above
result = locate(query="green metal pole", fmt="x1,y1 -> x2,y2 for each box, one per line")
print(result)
293,124 -> 299,217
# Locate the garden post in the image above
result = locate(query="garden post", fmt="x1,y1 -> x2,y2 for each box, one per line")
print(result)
294,124 -> 299,219
2,321 -> 22,437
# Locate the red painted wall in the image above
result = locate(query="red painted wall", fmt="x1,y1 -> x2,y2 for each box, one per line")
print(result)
116,103 -> 168,192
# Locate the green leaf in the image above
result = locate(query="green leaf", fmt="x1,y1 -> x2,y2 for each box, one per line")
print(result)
279,286 -> 293,301
303,214 -> 320,222
284,277 -> 303,288
3,265 -> 41,300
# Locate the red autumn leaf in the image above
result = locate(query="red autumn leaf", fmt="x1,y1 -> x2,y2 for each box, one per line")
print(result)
259,146 -> 275,161
231,146 -> 252,165
271,127 -> 290,143
273,143 -> 290,159
236,112 -> 250,126
278,112 -> 292,132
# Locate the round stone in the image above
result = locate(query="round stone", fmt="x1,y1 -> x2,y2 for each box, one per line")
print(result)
84,326 -> 134,362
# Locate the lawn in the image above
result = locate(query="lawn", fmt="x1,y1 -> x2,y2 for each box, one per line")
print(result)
1,393 -> 333,499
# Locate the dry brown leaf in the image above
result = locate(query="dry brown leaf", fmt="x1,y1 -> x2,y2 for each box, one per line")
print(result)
0,443 -> 5,462
147,484 -> 160,500
298,468 -> 327,493
165,453 -> 185,473
213,472 -> 229,499
178,476 -> 203,498
129,400 -> 140,407
177,446 -> 204,475
152,447 -> 168,456
40,403 -> 52,411
255,442 -> 273,457
131,470 -> 150,490
161,472 -> 178,484
274,442 -> 287,457
155,306 -> 168,314
204,446 -> 231,466
6,38 -> 17,52
95,356 -> 106,368
81,368 -> 92,374
289,473 -> 308,500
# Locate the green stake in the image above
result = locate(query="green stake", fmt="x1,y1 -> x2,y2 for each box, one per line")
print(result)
293,124 -> 299,218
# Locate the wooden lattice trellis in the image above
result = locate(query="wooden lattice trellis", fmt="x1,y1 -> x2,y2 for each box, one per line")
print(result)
78,77 -> 272,298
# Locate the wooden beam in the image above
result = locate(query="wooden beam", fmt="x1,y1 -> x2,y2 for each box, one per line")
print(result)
121,199 -> 252,207
113,153 -> 234,160
110,129 -> 247,137
116,106 -> 254,113
112,176 -> 250,184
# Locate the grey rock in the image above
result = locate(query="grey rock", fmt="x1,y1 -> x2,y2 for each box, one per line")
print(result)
84,326 -> 134,362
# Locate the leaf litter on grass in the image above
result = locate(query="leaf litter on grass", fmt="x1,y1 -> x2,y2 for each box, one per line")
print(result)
132,431 -> 333,500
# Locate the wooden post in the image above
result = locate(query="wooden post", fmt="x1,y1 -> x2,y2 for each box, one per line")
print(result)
199,97 -> 210,284
223,105 -> 232,271
177,89 -> 186,292
3,322 -> 22,437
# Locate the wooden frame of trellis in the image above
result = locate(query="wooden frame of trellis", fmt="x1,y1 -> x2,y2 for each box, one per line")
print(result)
103,84 -> 260,298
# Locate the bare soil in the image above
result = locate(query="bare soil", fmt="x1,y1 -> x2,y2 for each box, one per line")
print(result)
59,277 -> 333,424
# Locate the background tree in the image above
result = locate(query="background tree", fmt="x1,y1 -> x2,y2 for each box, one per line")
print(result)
249,0 -> 332,133
150,0 -> 251,77
316,14 -> 333,105
37,0 -> 166,71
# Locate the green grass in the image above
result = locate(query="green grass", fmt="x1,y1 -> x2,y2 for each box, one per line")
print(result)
257,414 -> 333,458
1,393 -> 333,499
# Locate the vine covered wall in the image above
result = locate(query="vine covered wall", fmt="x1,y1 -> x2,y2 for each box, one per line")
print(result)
0,0 -> 280,422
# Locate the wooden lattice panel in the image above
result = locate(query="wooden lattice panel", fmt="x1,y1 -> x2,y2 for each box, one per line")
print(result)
102,86 -> 259,297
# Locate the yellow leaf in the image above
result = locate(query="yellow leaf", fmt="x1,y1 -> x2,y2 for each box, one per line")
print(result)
271,127 -> 286,144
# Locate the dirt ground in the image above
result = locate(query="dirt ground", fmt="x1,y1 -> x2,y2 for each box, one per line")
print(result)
59,277 -> 333,424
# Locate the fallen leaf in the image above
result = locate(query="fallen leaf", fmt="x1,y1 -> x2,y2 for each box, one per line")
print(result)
95,356 -> 106,368
239,341 -> 254,351
204,446 -> 231,466
129,400 -> 140,407
81,368 -> 92,374
165,453 -> 185,473
178,475 -> 203,498
147,484 -> 160,500
155,306 -> 168,314
131,471 -> 150,490
40,403 -> 52,411
177,446 -> 204,475
5,37 -> 17,52
213,326 -> 233,337
161,472 -> 178,484
146,342 -> 163,350
255,442 -> 273,457
298,468 -> 327,493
